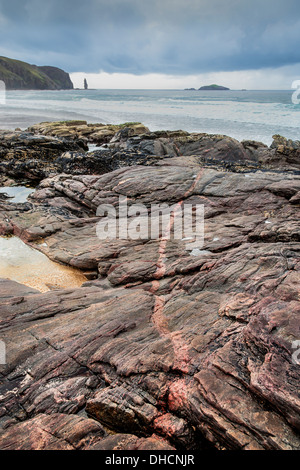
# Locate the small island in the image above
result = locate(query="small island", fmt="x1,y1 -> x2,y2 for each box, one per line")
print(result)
199,84 -> 230,90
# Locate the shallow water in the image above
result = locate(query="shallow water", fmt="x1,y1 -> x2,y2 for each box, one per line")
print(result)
0,186 -> 34,203
1,89 -> 300,145
0,237 -> 87,293
88,144 -> 102,152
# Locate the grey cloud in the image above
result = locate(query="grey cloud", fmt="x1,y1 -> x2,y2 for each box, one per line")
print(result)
0,0 -> 300,75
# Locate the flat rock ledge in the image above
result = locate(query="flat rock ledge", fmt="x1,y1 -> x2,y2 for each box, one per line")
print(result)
0,122 -> 299,451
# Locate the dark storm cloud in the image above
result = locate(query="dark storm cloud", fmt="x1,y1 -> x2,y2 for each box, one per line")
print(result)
0,0 -> 300,74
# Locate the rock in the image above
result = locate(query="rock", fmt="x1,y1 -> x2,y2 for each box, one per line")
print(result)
1,124 -> 300,186
0,414 -> 106,450
0,410 -> 173,451
290,192 -> 300,205
266,180 -> 300,199
110,130 -> 248,161
27,121 -> 150,145
54,148 -> 164,176
270,135 -> 300,166
0,278 -> 39,299
89,434 -> 175,450
0,126 -> 299,451
110,130 -> 300,171
0,130 -> 87,181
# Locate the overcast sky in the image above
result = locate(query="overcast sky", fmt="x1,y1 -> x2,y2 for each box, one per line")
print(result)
0,0 -> 300,89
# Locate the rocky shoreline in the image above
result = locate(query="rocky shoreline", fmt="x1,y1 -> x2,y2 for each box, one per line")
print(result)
0,121 -> 299,450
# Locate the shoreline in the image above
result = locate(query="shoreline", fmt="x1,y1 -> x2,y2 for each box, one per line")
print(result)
0,89 -> 298,146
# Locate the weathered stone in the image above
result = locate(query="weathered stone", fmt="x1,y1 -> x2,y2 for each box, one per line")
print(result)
0,413 -> 106,450
0,125 -> 299,451
0,130 -> 87,181
27,121 -> 150,145
89,433 -> 175,450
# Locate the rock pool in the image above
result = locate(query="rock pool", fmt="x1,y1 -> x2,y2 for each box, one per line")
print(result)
0,236 -> 87,292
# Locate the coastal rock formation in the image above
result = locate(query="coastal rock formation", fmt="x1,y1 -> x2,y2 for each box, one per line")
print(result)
0,56 -> 73,90
110,130 -> 300,171
0,126 -> 299,451
0,129 -> 87,181
31,121 -> 300,172
0,411 -> 174,450
27,121 -> 149,144
1,123 -> 299,185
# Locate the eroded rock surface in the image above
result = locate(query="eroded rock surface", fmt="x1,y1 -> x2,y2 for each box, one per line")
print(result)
0,124 -> 299,451
1,123 -> 300,185
27,121 -> 149,144
0,130 -> 87,182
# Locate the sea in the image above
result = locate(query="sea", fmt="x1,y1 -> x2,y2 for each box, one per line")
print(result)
0,89 -> 299,146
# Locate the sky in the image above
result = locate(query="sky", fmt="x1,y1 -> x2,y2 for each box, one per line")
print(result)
0,0 -> 300,89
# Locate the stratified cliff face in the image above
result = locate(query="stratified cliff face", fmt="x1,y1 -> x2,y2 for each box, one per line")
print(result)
37,65 -> 74,90
0,56 -> 73,90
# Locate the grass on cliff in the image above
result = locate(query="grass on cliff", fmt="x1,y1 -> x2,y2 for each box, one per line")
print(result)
0,56 -> 57,88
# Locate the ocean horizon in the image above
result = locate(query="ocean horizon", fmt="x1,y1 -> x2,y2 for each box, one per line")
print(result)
0,88 -> 299,146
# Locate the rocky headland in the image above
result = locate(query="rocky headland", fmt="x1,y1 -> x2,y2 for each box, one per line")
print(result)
0,57 -> 73,90
0,121 -> 299,450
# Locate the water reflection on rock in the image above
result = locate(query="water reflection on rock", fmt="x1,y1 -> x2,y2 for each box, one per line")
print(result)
0,236 -> 87,292
0,186 -> 34,203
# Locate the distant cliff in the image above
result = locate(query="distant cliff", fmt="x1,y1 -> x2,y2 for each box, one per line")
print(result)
0,57 -> 73,90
